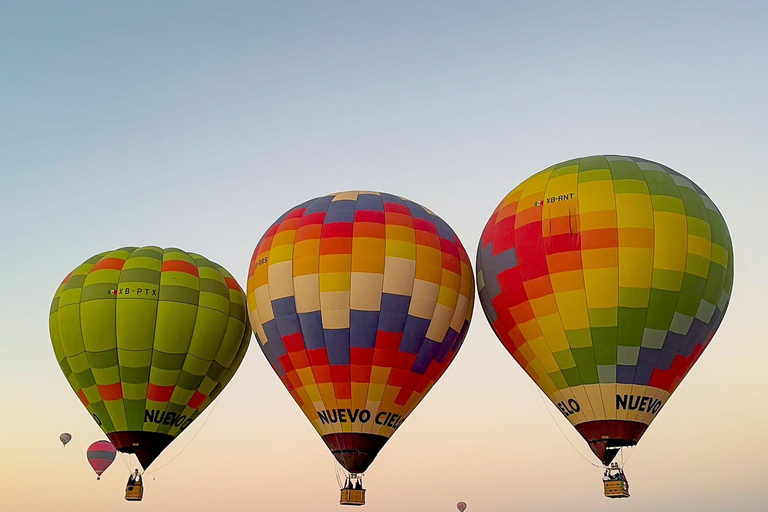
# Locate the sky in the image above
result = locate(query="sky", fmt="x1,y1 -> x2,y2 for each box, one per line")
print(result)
1,1 -> 767,511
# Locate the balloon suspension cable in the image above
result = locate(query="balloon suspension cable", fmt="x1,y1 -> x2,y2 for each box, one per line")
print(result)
333,458 -> 345,488
117,451 -> 135,474
535,387 -> 603,469
144,397 -> 222,475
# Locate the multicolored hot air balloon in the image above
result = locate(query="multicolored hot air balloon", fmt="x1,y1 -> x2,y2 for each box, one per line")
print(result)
50,247 -> 251,470
477,156 -> 733,468
87,440 -> 116,480
247,191 -> 474,503
60,433 -> 72,447
457,501 -> 467,511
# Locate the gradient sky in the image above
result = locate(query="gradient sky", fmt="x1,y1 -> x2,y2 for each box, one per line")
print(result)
1,2 -> 766,511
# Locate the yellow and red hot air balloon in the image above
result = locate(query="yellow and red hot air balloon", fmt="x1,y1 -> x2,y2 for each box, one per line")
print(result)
50,247 -> 251,473
247,191 -> 474,505
477,156 -> 733,479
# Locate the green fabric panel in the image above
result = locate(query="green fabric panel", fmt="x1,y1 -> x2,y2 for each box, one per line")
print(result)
125,399 -> 145,431
206,362 -> 226,382
701,264 -> 727,306
591,327 -> 618,365
154,302 -> 197,353
68,352 -> 91,373
88,350 -> 118,369
181,354 -> 212,376
229,332 -> 250,375
156,403 -> 187,435
577,155 -> 611,176
686,254 -> 711,278
214,318 -> 247,367
119,267 -> 162,285
177,371 -> 205,391
80,300 -> 117,353
199,277 -> 230,299
645,289 -> 679,330
571,348 -> 599,384
607,157 -> 645,181
80,283 -> 118,301
187,308 -> 228,361
549,371 -> 568,390
152,351 -> 187,371
561,367 -> 582,387
116,299 -> 157,352
74,369 -> 97,388
549,161 -> 578,178
159,285 -> 199,305
57,304 -> 85,357
617,307 -> 646,347
148,367 -> 178,387
121,366 -> 150,384
676,274 -> 708,316
198,291 -> 230,314
643,168 -> 680,196
105,400 -> 128,432
553,349 -> 576,369
129,247 -> 164,261
92,366 -> 119,383
565,328 -> 592,348
651,269 -> 684,291
90,401 -> 115,433
229,302 -> 246,321
118,349 -> 152,368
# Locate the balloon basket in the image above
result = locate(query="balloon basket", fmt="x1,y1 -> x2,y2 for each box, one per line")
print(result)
340,488 -> 365,506
125,482 -> 144,501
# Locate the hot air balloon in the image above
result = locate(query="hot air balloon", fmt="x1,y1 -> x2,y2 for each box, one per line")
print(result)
60,433 -> 72,447
247,191 -> 474,505
457,501 -> 467,511
87,440 -> 116,480
49,247 -> 251,472
477,156 -> 733,497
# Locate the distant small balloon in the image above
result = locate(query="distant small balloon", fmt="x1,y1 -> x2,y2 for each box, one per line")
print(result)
457,502 -> 467,512
87,440 -> 116,480
59,433 -> 72,447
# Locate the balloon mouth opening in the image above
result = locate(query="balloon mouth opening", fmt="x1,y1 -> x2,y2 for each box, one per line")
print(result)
574,420 -> 647,466
322,433 -> 389,474
107,431 -> 175,470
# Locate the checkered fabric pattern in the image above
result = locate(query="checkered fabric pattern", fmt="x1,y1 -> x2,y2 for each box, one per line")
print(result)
477,156 -> 733,432
49,247 -> 251,439
247,191 -> 474,440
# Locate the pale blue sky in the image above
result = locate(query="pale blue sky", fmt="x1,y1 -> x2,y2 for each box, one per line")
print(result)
1,2 -> 766,511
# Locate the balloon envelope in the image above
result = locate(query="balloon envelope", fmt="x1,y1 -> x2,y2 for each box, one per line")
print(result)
457,502 -> 467,511
50,247 -> 251,469
248,191 -> 474,473
477,156 -> 733,464
87,440 -> 116,479
59,433 -> 72,447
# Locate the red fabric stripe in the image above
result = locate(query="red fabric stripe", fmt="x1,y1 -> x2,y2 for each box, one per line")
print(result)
162,260 -> 199,277
77,389 -> 89,406
188,391 -> 207,409
98,382 -> 123,401
323,222 -> 354,238
147,384 -> 175,402
91,258 -> 126,272
384,203 -> 410,215
355,210 -> 385,223
224,277 -> 241,291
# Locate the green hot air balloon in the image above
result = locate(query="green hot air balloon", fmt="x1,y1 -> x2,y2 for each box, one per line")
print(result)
49,247 -> 251,469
